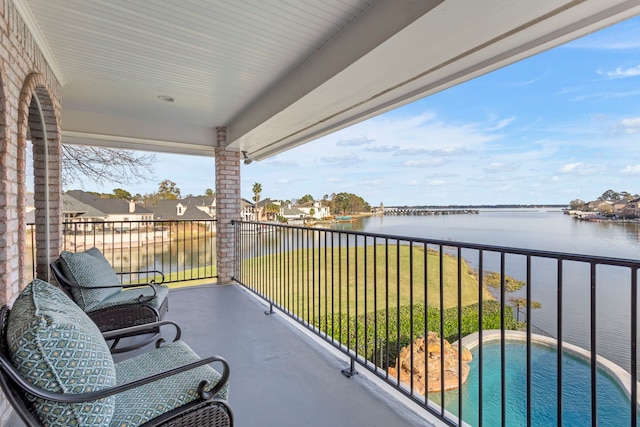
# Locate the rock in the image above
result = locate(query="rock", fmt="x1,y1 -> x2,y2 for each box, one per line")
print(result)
388,332 -> 472,394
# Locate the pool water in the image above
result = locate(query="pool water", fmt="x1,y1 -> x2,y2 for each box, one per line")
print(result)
430,341 -> 638,426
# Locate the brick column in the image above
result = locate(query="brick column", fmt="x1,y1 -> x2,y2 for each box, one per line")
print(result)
215,127 -> 240,284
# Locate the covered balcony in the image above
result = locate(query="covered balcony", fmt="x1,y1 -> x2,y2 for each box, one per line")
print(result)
1,0 -> 640,426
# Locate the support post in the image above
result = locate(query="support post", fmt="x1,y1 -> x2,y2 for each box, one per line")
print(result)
214,127 -> 240,285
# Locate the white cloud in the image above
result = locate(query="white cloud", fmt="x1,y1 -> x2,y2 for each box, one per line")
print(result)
484,162 -> 519,173
277,179 -> 289,184
616,117 -> 640,134
598,65 -> 640,79
327,177 -> 342,182
366,145 -> 399,153
558,162 -> 605,175
429,180 -> 447,186
620,164 -> 640,175
337,136 -> 374,146
485,117 -> 515,131
393,148 -> 429,156
268,160 -> 299,167
317,152 -> 359,165
430,147 -> 473,156
403,158 -> 446,168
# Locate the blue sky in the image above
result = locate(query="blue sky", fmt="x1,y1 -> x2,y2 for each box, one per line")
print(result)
74,16 -> 640,206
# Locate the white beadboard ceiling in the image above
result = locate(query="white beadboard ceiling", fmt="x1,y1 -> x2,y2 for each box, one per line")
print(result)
19,0 -> 640,160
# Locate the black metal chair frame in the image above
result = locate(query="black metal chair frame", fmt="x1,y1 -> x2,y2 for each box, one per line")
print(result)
0,306 -> 234,427
50,259 -> 169,353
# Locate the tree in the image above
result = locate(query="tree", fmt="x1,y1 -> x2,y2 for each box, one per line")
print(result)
569,199 -> 586,210
252,182 -> 262,204
264,203 -> 281,220
298,194 -> 314,204
205,188 -> 215,197
112,188 -> 132,200
157,180 -> 181,200
61,145 -> 155,187
330,192 -> 370,214
309,208 -> 316,218
598,189 -> 620,201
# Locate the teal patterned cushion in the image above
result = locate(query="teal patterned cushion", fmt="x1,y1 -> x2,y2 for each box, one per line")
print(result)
89,284 -> 169,313
112,341 -> 228,425
59,247 -> 122,311
6,279 -> 116,426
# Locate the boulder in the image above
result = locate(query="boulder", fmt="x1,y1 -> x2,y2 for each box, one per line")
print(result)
388,332 -> 472,394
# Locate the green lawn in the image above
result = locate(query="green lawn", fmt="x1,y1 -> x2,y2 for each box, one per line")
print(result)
240,244 -> 493,320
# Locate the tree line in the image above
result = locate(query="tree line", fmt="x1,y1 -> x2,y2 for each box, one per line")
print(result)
80,180 -> 215,208
569,189 -> 639,211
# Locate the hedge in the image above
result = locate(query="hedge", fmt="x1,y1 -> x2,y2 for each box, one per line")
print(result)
317,300 -> 517,368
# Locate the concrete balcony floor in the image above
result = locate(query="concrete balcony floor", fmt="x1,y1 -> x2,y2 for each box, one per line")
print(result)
158,284 -> 435,427
9,283 -> 436,426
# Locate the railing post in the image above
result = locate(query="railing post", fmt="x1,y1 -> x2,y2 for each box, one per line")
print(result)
341,357 -> 358,378
265,303 -> 274,316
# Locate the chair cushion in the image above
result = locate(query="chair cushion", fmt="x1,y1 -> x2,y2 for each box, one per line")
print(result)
59,247 -> 123,311
112,340 -> 228,426
89,284 -> 169,314
7,279 -> 116,427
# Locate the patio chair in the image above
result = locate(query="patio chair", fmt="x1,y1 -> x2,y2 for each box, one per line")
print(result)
50,247 -> 169,352
0,279 -> 233,427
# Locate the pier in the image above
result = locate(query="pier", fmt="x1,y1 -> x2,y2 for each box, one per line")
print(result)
384,208 -> 479,216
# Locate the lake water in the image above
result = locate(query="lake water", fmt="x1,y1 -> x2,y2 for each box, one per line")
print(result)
333,209 -> 640,371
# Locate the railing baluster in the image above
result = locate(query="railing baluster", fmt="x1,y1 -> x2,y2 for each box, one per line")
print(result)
500,252 -> 506,427
424,242 -> 429,410
632,266 -> 638,427
478,249 -> 484,427
557,259 -> 563,427
526,255 -> 531,427
590,262 -> 597,427
457,247 -> 462,423
410,241 -> 414,396
385,238 -> 390,381
439,244 -> 445,416
396,239 -> 401,389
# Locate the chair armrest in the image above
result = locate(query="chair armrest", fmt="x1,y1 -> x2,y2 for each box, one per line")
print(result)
0,351 -> 230,403
102,320 -> 181,344
63,282 -> 159,303
117,270 -> 165,285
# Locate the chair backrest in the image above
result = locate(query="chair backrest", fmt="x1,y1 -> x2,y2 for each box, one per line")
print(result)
49,259 -> 76,299
54,247 -> 123,311
0,306 -> 43,426
1,279 -> 117,426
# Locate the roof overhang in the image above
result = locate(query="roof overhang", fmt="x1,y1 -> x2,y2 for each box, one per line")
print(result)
20,0 -> 640,160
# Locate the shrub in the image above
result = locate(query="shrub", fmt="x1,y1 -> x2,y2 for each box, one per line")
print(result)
316,300 -> 516,368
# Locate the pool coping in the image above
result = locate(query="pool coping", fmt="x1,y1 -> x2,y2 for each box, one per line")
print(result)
459,330 -> 640,407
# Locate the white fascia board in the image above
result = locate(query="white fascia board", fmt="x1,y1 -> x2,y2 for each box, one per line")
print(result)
62,108 -> 217,156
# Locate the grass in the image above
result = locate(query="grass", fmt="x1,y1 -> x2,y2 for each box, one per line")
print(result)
240,244 -> 494,320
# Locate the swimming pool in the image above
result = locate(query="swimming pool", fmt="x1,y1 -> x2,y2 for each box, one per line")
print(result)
430,341 -> 638,426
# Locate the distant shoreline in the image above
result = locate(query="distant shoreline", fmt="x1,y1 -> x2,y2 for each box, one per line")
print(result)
386,204 -> 567,209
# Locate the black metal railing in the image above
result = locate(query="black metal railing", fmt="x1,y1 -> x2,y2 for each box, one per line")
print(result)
62,220 -> 217,284
232,220 -> 640,427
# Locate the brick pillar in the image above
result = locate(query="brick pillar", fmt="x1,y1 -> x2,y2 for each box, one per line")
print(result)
215,127 -> 240,284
